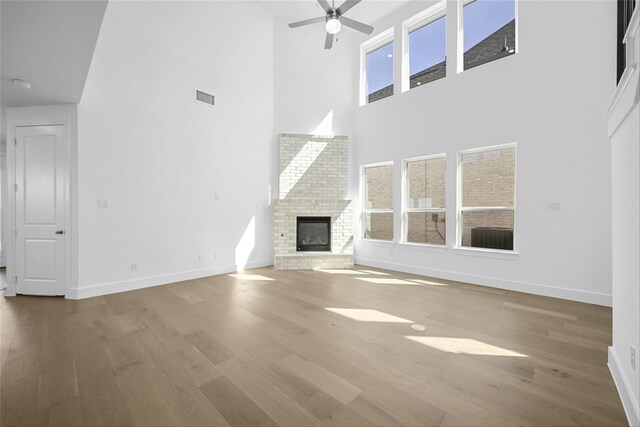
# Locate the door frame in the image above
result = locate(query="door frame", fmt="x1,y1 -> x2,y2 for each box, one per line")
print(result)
5,105 -> 75,297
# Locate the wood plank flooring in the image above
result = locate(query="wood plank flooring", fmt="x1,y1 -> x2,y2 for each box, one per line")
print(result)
0,265 -> 628,426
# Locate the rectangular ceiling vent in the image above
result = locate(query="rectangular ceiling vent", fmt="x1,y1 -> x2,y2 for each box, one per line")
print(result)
196,90 -> 215,106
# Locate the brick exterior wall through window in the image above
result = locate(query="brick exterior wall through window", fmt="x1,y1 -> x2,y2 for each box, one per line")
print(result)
363,165 -> 393,240
406,157 -> 446,245
460,147 -> 516,247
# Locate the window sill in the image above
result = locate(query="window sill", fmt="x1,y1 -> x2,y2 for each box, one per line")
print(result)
454,246 -> 519,260
359,238 -> 394,245
398,242 -> 447,252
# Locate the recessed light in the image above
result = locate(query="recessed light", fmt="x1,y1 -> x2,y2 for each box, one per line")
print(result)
508,48 -> 515,53
387,54 -> 393,58
13,79 -> 31,89
416,82 -> 422,86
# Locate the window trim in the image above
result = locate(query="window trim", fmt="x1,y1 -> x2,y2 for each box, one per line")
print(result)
361,161 -> 394,241
401,0 -> 447,93
456,142 -> 517,253
360,27 -> 394,106
401,154 -> 447,247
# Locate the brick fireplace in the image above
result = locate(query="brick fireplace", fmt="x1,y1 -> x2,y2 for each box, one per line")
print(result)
274,134 -> 354,270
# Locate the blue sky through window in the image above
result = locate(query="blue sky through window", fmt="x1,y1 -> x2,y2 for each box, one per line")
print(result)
365,1 -> 515,98
463,0 -> 515,52
366,41 -> 393,95
409,15 -> 446,76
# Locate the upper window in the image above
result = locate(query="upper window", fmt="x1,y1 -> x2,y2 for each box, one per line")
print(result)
402,2 -> 447,91
360,28 -> 394,105
404,155 -> 446,245
463,0 -> 516,70
362,163 -> 394,241
458,144 -> 516,251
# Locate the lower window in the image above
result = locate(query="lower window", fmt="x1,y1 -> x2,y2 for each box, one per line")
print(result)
458,144 -> 516,251
404,155 -> 446,245
362,163 -> 394,241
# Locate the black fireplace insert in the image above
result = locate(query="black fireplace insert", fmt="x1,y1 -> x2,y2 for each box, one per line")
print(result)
297,217 -> 331,252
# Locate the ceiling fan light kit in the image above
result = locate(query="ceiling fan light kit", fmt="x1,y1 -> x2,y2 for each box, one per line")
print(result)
288,0 -> 374,50
326,16 -> 342,35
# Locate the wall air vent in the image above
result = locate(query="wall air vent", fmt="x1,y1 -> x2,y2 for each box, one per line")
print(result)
196,90 -> 215,106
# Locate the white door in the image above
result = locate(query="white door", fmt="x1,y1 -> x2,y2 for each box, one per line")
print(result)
15,125 -> 66,296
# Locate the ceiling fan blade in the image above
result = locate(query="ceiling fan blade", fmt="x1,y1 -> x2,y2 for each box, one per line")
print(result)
336,0 -> 361,16
317,0 -> 333,14
324,32 -> 334,50
288,16 -> 326,28
340,16 -> 374,35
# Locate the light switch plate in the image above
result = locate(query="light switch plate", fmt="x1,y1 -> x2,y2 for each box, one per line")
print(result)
545,201 -> 561,211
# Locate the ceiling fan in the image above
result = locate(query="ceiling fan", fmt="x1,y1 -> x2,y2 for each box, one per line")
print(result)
288,0 -> 374,50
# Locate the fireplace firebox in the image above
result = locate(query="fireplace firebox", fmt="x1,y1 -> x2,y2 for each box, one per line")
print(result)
297,217 -> 331,252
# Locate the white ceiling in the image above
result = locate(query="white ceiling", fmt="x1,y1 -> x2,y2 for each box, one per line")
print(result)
258,0 -> 413,25
0,0 -> 410,108
1,0 -> 107,107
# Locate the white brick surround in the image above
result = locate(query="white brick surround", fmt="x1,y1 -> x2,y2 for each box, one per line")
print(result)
274,134 -> 354,270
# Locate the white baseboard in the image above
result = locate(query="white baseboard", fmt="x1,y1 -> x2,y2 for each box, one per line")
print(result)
609,347 -> 640,427
355,257 -> 612,307
66,258 -> 273,299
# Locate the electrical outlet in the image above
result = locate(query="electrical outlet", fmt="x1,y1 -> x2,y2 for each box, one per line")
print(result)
214,253 -> 219,260
631,345 -> 636,370
214,193 -> 219,201
546,201 -> 561,211
198,255 -> 204,263
130,261 -> 138,271
432,213 -> 439,222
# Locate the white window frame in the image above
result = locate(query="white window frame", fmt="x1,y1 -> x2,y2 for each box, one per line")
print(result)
457,0 -> 519,74
402,154 -> 447,246
456,143 -> 517,252
361,161 -> 394,241
359,27 -> 395,106
401,0 -> 447,92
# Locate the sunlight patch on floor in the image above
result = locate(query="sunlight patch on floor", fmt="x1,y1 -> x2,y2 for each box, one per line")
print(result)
314,269 -> 368,275
405,336 -> 528,357
410,279 -> 449,287
326,308 -> 413,323
355,278 -> 420,285
358,270 -> 391,276
229,274 -> 274,281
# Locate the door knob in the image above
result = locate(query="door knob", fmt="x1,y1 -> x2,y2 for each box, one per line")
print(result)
55,230 -> 64,235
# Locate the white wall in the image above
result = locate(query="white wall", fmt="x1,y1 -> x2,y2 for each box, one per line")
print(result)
607,7 -> 640,425
273,15 -> 356,199
1,105 -> 6,268
1,105 -> 6,150
76,1 -> 275,298
274,16 -> 355,137
610,102 -> 640,426
351,0 -> 616,305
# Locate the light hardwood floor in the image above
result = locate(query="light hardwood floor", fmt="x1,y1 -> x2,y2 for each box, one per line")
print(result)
0,266 -> 628,426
